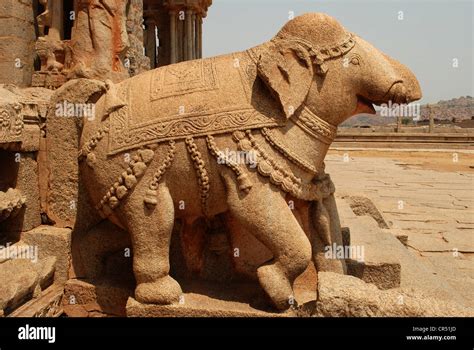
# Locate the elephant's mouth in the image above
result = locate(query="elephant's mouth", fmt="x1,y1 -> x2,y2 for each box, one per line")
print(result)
356,95 -> 377,115
356,80 -> 417,116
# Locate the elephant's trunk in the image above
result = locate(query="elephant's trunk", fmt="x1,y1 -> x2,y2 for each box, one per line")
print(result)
384,54 -> 422,103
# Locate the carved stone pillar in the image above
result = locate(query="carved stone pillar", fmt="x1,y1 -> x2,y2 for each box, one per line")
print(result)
170,10 -> 177,64
48,0 -> 64,41
0,0 -> 35,86
192,13 -> 196,59
37,0 -> 63,40
156,10 -> 170,67
197,14 -> 202,59
126,0 -> 151,75
194,13 -> 200,59
144,16 -> 157,68
177,12 -> 184,62
185,9 -> 193,60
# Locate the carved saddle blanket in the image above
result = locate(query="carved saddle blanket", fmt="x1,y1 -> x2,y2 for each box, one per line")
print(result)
106,53 -> 285,155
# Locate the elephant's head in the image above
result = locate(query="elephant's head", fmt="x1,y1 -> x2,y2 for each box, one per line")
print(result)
257,13 -> 422,126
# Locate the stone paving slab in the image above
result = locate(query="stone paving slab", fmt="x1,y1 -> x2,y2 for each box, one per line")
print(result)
326,150 -> 474,306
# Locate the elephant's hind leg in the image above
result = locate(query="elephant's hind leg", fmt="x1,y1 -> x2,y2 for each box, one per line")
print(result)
224,176 -> 311,311
121,183 -> 182,305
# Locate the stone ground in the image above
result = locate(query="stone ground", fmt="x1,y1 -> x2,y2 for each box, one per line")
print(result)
326,149 -> 474,307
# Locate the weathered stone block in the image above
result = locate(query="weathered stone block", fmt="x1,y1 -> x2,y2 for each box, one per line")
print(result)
0,152 -> 41,240
33,256 -> 56,290
314,272 -> 473,317
0,38 -> 34,86
0,259 -> 38,314
0,0 -> 35,23
15,153 -> 41,231
63,279 -> 133,317
0,18 -> 36,40
21,226 -> 71,283
346,259 -> 401,289
18,124 -> 41,152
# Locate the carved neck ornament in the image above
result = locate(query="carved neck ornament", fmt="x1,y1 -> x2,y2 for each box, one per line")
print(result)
233,130 -> 335,201
273,32 -> 356,74
291,106 -> 338,145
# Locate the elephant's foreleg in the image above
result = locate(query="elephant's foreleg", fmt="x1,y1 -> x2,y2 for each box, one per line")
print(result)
224,174 -> 311,311
121,183 -> 182,304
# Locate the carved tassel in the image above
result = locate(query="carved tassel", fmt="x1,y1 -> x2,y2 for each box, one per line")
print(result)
237,173 -> 253,193
144,189 -> 158,207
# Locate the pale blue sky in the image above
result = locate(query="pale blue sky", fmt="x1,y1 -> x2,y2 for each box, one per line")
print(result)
202,0 -> 473,104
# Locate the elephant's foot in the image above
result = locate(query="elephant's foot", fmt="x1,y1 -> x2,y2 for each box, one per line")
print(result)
257,263 -> 295,311
135,276 -> 183,305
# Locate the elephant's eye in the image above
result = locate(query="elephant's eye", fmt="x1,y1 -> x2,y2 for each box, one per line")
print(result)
350,57 -> 360,66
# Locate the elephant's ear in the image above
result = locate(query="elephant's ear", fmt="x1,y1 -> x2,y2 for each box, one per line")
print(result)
257,42 -> 314,119
102,80 -> 126,120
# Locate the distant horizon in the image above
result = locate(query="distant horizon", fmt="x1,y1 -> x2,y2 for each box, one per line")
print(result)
202,0 -> 473,105
415,95 -> 473,105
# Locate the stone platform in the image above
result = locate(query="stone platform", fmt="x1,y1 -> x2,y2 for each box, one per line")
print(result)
126,296 -> 288,317
126,269 -> 473,317
66,266 -> 318,317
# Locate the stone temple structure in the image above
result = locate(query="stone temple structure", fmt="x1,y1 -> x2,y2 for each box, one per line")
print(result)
144,0 -> 211,67
0,2 -> 471,318
0,0 -> 211,88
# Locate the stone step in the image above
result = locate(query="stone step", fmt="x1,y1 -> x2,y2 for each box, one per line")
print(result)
336,196 -> 470,307
336,196 -> 401,289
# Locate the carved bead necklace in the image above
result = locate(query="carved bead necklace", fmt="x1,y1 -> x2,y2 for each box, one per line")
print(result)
96,147 -> 155,218
260,127 -> 318,175
233,130 -> 334,201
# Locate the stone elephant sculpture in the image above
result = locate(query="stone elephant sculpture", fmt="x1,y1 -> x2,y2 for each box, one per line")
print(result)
78,13 -> 421,311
